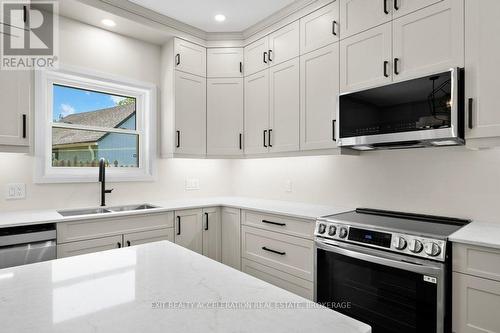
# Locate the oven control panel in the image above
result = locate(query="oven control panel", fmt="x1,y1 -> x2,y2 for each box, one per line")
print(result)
315,220 -> 447,261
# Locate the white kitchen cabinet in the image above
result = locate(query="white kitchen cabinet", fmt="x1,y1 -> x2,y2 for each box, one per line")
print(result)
392,0 -> 464,82
300,1 -> 340,55
174,71 -> 206,155
202,207 -> 221,262
221,207 -> 241,270
465,0 -> 500,145
207,48 -> 243,78
57,235 -> 123,258
0,70 -> 30,149
174,209 -> 203,254
268,21 -> 300,66
244,70 -> 270,155
123,229 -> 174,247
392,0 -> 444,18
300,43 -> 339,150
340,22 -> 392,93
207,78 -> 244,156
269,58 -> 300,153
340,0 -> 392,39
174,38 -> 206,77
244,37 -> 269,76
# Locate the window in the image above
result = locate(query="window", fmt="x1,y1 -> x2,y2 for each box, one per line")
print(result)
35,66 -> 156,183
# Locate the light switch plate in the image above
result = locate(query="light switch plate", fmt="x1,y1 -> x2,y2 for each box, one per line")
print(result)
6,183 -> 26,200
185,178 -> 200,191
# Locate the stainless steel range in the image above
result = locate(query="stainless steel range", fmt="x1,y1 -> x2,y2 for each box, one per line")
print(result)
314,208 -> 470,333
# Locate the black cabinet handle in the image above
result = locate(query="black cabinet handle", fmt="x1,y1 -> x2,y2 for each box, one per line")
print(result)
22,114 -> 27,138
394,58 -> 400,75
23,6 -> 27,22
383,61 -> 389,78
117,242 -> 122,248
394,0 -> 400,10
176,216 -> 181,235
332,21 -> 337,36
175,53 -> 181,66
239,133 -> 243,150
332,120 -> 337,142
239,62 -> 243,73
268,129 -> 273,147
176,130 -> 180,148
204,212 -> 209,231
383,0 -> 389,14
262,247 -> 286,256
127,240 -> 131,247
263,130 -> 268,147
262,219 -> 286,227
268,50 -> 273,62
263,51 -> 268,64
468,98 -> 474,129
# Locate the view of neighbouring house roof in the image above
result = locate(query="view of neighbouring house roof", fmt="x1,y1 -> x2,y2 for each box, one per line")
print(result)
52,103 -> 136,146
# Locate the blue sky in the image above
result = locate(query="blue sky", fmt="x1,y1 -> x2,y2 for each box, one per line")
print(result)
53,85 -> 128,121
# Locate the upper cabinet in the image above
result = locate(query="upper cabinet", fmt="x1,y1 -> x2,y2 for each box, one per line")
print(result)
0,70 -> 30,151
174,38 -> 206,77
340,0 -> 392,39
207,48 -> 243,78
244,70 -> 270,155
268,21 -> 300,66
244,37 -> 269,76
300,1 -> 340,55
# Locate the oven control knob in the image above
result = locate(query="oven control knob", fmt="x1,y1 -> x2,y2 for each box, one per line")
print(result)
409,239 -> 423,253
424,242 -> 441,257
339,227 -> 348,239
393,236 -> 407,250
317,223 -> 327,234
328,225 -> 337,236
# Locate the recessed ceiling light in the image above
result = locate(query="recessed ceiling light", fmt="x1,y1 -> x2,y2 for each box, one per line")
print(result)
214,14 -> 226,22
101,19 -> 116,27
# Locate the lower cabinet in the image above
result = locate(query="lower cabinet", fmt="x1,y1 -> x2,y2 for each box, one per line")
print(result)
221,207 -> 241,270
124,228 -> 174,247
202,207 -> 222,261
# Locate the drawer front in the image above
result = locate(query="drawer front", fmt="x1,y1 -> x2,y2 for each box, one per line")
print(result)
453,243 -> 500,281
242,258 -> 314,300
241,225 -> 314,281
57,235 -> 123,258
124,228 -> 174,247
57,212 -> 174,244
242,210 -> 315,239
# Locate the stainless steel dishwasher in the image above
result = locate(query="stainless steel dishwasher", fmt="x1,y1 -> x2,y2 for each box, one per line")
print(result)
0,224 -> 56,269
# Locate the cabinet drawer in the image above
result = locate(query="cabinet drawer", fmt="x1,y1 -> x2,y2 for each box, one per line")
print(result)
57,235 -> 122,258
242,258 -> 314,300
124,228 -> 174,247
57,212 -> 174,244
241,225 -> 314,281
453,243 -> 500,281
242,210 -> 315,239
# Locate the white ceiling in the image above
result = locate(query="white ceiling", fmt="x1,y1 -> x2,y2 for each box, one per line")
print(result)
127,0 -> 298,32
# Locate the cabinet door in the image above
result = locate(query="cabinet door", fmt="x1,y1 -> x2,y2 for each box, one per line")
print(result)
453,272 -> 500,333
392,0 -> 464,82
174,38 -> 206,77
244,70 -> 269,155
202,207 -> 221,262
465,0 -> 500,141
175,71 -> 206,155
123,228 -> 174,247
268,21 -> 300,66
207,48 -> 243,78
244,37 -> 269,76
207,78 -> 244,156
57,235 -> 123,258
392,0 -> 444,18
300,1 -> 339,55
340,0 -> 393,39
221,207 -> 241,270
340,22 -> 392,93
174,209 -> 203,254
0,70 -> 30,147
269,58 -> 300,153
300,43 -> 339,150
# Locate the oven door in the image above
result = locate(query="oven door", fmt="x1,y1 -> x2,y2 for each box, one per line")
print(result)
315,239 -> 446,333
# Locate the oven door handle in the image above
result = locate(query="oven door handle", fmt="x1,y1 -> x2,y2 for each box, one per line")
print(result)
316,240 -> 443,276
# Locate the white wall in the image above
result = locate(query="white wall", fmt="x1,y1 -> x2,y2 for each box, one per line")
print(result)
231,147 -> 500,223
0,17 -> 232,211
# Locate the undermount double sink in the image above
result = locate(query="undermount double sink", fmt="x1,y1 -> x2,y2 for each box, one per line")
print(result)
58,204 -> 158,217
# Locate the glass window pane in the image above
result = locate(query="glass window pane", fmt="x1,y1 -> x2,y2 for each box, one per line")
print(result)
52,128 -> 139,168
53,84 -> 136,130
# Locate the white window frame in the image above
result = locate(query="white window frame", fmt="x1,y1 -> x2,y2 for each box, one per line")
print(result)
34,65 -> 157,183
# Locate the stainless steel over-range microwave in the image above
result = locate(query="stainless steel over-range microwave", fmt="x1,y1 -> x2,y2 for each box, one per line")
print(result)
337,68 -> 465,151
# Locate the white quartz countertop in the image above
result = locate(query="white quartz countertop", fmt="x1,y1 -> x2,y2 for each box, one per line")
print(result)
0,197 -> 353,228
449,221 -> 500,250
0,241 -> 370,333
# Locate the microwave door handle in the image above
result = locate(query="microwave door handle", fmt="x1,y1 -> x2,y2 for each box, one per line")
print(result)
316,241 -> 442,276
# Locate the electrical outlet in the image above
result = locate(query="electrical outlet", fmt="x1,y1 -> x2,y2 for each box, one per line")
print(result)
185,178 -> 200,191
6,183 -> 26,200
286,180 -> 292,193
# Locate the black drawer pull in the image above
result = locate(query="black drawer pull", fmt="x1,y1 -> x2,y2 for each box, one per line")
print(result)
239,133 -> 243,150
383,0 -> 389,14
468,98 -> 473,129
268,129 -> 273,147
175,53 -> 181,66
383,61 -> 389,78
262,219 -> 286,227
394,0 -> 400,10
117,242 -> 122,248
22,114 -> 27,138
239,62 -> 243,73
176,130 -> 180,148
332,20 -> 337,36
204,212 -> 209,231
394,58 -> 400,75
268,49 -> 273,62
262,247 -> 286,256
263,130 -> 268,147
127,240 -> 131,247
332,119 -> 337,142
176,216 -> 181,235
263,51 -> 268,64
